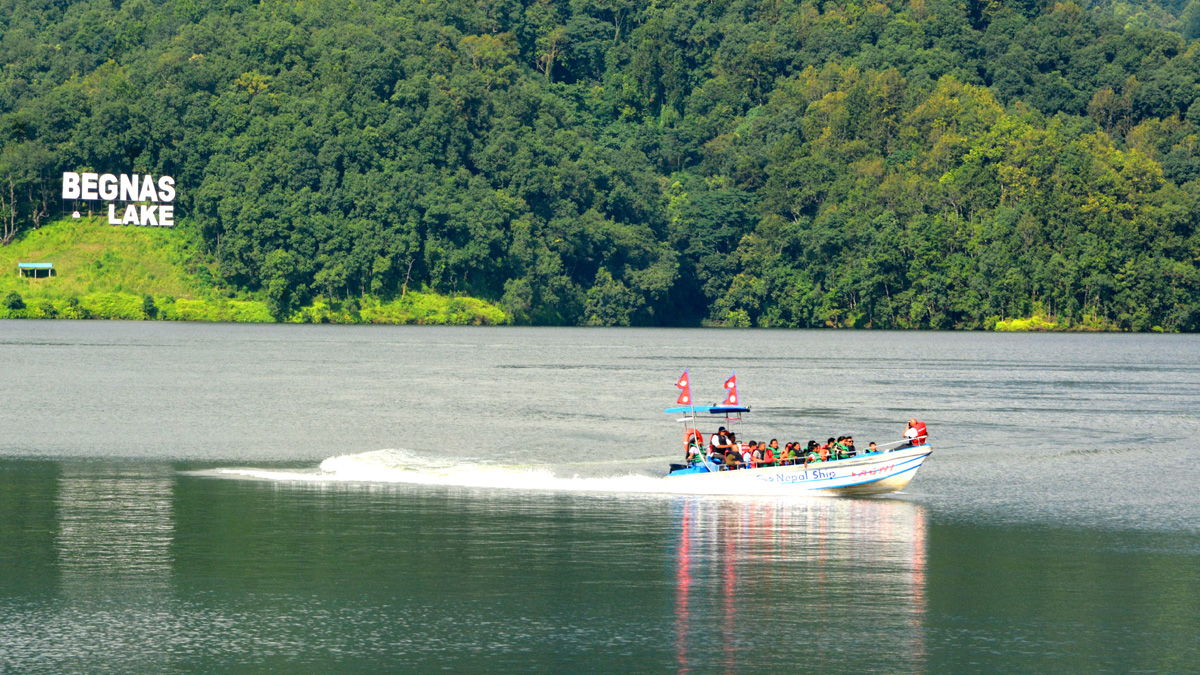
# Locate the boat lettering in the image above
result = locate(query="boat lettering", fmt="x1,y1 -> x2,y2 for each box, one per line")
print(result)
758,468 -> 838,483
850,464 -> 893,477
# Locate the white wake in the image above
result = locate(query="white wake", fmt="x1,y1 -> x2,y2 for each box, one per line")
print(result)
206,448 -> 779,496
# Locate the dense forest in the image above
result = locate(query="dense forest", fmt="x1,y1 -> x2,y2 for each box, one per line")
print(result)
2,0 -> 1199,329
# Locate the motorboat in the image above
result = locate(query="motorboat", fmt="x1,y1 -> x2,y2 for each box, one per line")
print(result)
664,371 -> 932,495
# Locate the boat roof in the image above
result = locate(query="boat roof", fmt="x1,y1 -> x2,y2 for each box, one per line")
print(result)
663,405 -> 750,415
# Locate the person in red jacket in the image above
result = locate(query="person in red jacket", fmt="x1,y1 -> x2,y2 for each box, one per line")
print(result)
905,419 -> 929,446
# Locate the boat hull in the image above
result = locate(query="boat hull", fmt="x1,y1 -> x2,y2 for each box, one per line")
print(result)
665,444 -> 932,496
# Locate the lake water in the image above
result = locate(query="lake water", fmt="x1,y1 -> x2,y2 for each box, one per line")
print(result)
1,321 -> 1198,672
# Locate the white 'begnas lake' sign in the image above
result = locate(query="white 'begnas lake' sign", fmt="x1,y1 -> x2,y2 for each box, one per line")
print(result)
61,172 -> 176,227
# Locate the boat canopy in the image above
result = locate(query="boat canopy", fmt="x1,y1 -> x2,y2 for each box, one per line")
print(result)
663,405 -> 751,415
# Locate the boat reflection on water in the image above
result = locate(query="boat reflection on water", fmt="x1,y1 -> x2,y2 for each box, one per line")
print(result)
671,497 -> 927,673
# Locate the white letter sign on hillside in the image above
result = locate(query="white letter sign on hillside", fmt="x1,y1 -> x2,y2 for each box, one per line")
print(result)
62,172 -> 176,227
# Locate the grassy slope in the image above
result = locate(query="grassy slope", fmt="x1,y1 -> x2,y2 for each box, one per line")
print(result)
0,218 -> 506,325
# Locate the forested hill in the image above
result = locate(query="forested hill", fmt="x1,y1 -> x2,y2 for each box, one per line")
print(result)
2,0 -> 1200,329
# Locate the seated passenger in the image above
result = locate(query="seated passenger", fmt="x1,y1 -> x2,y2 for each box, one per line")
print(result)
762,441 -> 777,467
751,441 -> 764,466
867,441 -> 878,454
741,442 -> 754,468
844,436 -> 857,457
686,439 -> 702,463
709,427 -> 730,459
724,447 -> 742,469
904,420 -> 919,446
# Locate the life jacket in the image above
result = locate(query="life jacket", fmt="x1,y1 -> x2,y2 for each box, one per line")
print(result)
764,448 -> 776,463
710,433 -> 726,453
913,421 -> 928,444
818,445 -> 830,461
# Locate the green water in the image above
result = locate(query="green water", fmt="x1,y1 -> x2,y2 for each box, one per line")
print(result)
2,322 -> 1199,672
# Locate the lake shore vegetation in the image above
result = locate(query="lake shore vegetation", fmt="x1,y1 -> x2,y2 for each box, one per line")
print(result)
1,0 -> 1199,330
0,218 -> 506,324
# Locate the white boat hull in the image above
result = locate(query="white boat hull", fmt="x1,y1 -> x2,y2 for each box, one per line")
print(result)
664,444 -> 932,496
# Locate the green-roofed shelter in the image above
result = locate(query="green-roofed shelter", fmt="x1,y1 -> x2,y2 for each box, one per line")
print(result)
18,262 -> 53,278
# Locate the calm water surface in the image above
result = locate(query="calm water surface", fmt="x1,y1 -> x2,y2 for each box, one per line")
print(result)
2,322 -> 1198,673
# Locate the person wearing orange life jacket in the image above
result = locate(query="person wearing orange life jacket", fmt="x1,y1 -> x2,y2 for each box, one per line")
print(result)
913,420 -> 928,445
684,429 -> 705,463
904,419 -> 929,446
763,440 -> 778,467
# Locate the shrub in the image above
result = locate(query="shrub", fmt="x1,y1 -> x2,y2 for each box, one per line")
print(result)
64,296 -> 92,319
3,291 -> 25,310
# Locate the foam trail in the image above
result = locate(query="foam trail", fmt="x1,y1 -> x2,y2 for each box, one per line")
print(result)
207,449 -> 808,496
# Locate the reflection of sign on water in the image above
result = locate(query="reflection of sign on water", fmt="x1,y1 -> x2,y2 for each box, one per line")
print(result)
61,172 -> 176,227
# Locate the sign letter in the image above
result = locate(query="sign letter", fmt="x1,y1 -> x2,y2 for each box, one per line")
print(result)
120,174 -> 139,202
139,174 -> 160,202
62,172 -> 81,199
98,174 -> 118,200
80,173 -> 99,200
157,176 -> 175,202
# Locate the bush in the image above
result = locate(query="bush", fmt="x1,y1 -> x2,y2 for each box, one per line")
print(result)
3,291 -> 25,310
64,296 -> 92,319
143,294 -> 158,319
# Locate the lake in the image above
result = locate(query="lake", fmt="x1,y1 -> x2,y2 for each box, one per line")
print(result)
2,321 -> 1198,672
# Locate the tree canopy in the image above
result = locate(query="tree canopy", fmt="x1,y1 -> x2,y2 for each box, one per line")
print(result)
2,0 -> 1199,329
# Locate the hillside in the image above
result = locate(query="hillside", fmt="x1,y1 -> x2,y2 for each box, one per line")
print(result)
1,0 -> 1199,330
0,219 -> 506,324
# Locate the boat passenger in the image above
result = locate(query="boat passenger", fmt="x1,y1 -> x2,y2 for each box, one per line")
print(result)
868,441 -> 878,454
686,439 -> 703,463
710,427 -> 731,456
724,447 -> 742,470
762,441 -> 777,467
912,419 -> 928,445
904,419 -> 919,445
741,443 -> 754,468
844,436 -> 856,457
751,442 -> 764,466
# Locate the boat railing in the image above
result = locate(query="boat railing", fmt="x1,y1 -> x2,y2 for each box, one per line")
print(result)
874,438 -> 923,452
